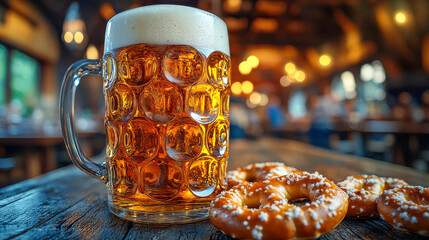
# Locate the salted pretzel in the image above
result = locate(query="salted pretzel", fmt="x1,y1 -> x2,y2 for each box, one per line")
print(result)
337,175 -> 408,218
226,162 -> 299,189
210,172 -> 348,240
377,186 -> 429,236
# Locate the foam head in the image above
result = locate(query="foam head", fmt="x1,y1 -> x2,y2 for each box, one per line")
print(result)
104,5 -> 229,55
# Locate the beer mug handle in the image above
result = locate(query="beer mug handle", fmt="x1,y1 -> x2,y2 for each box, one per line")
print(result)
60,59 -> 107,182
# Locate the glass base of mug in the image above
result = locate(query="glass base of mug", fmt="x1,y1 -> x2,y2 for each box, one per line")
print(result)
108,202 -> 210,224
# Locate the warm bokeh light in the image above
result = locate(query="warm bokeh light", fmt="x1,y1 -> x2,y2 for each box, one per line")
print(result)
395,11 -> 407,25
372,60 -> 386,83
62,3 -> 86,49
280,75 -> 291,87
74,31 -> 84,44
99,3 -> 116,21
239,61 -> 252,75
251,18 -> 279,33
224,0 -> 242,13
294,70 -> 306,82
246,98 -> 257,108
259,93 -> 269,106
231,82 -> 242,95
241,80 -> 254,94
64,31 -> 73,43
341,71 -> 356,99
225,17 -> 248,32
86,44 -> 99,59
247,55 -> 260,68
319,54 -> 331,66
249,92 -> 261,105
284,62 -> 296,75
360,63 -> 374,81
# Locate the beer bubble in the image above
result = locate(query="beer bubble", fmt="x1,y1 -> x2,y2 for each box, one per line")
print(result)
221,90 -> 230,118
166,118 -> 203,160
141,80 -> 183,123
219,157 -> 228,189
206,120 -> 229,157
108,84 -> 136,122
207,51 -> 230,89
118,44 -> 158,86
162,45 -> 204,86
124,118 -> 158,160
188,157 -> 218,197
186,84 -> 220,124
105,120 -> 118,158
102,53 -> 117,89
110,154 -> 138,197
141,158 -> 183,200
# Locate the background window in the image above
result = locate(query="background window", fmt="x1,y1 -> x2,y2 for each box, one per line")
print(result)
0,44 -> 6,105
10,50 -> 40,116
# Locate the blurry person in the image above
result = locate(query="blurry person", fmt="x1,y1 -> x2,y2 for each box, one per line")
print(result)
417,90 -> 429,160
307,86 -> 340,149
392,92 -> 413,121
266,95 -> 286,129
230,98 -> 249,139
421,90 -> 429,122
247,108 -> 263,139
310,86 -> 340,127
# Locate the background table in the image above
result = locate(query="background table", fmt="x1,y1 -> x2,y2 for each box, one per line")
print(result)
331,120 -> 429,166
0,138 -> 428,239
0,129 -> 98,179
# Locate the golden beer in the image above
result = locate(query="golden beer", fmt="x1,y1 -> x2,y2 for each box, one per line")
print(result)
103,43 -> 230,222
61,5 -> 229,223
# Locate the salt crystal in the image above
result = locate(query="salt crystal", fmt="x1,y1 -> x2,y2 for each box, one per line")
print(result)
270,205 -> 280,212
258,212 -> 269,222
399,212 -> 410,221
231,208 -> 243,216
315,222 -> 321,229
291,207 -> 302,218
308,209 -> 317,220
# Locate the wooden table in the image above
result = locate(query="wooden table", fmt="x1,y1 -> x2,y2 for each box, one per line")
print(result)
0,138 -> 428,239
332,120 -> 429,166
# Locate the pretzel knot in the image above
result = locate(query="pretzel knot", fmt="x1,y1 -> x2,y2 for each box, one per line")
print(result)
227,162 -> 299,189
378,186 -> 429,236
337,175 -> 408,218
210,172 -> 348,240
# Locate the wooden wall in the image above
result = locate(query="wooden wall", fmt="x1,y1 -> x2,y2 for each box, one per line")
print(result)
0,0 -> 60,112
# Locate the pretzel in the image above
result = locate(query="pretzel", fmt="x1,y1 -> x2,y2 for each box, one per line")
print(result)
227,162 -> 298,189
210,172 -> 348,240
377,186 -> 429,236
337,175 -> 408,218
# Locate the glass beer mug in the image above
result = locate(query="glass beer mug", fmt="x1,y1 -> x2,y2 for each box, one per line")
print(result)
60,5 -> 230,224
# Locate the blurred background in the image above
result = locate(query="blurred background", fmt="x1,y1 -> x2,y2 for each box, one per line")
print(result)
1,0 -> 429,187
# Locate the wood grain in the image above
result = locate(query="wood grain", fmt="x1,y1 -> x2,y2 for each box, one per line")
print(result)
0,138 -> 428,240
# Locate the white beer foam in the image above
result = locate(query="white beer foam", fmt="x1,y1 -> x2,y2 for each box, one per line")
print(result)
104,5 -> 229,55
